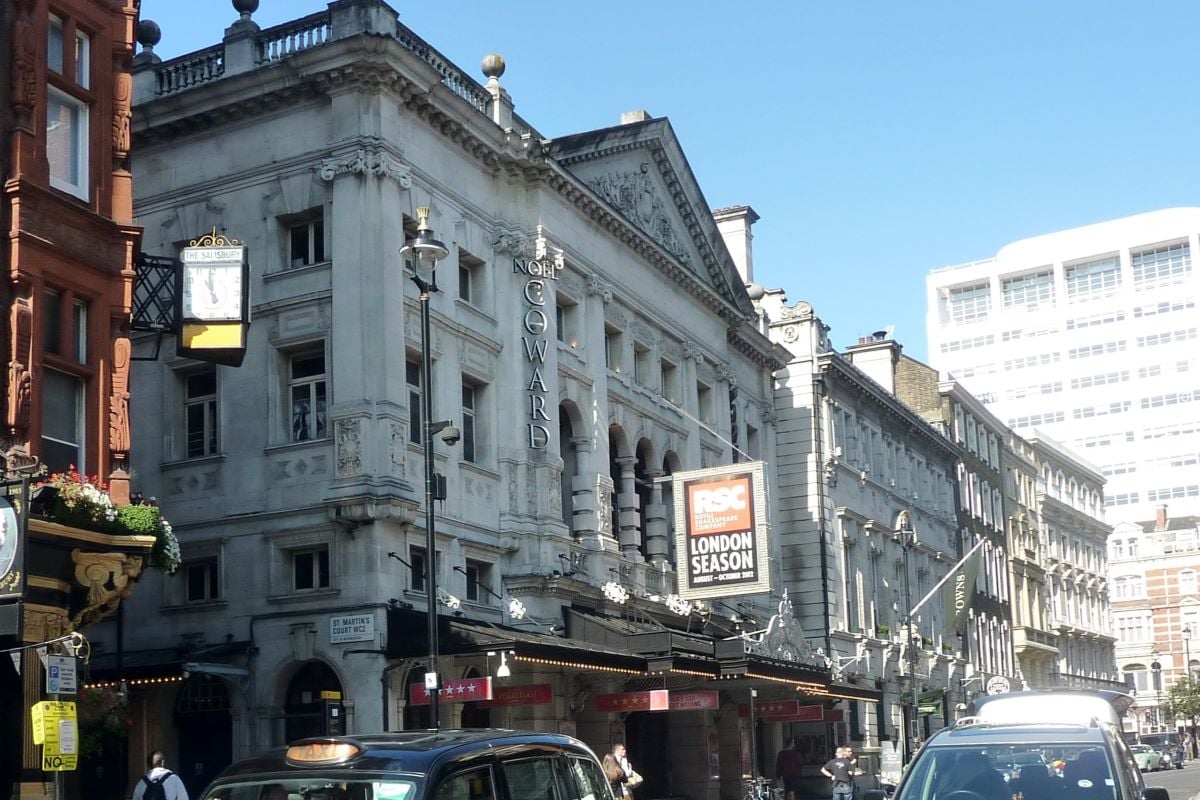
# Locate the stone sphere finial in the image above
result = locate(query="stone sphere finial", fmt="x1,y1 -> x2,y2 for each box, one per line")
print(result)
232,0 -> 259,19
136,19 -> 161,51
481,53 -> 506,80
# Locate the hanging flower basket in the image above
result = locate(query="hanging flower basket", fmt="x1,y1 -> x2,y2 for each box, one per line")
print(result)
32,468 -> 180,574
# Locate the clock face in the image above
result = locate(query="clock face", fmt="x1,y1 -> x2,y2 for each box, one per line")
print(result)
183,263 -> 242,321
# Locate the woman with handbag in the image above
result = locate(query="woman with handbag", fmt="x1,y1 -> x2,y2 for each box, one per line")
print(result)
603,743 -> 644,798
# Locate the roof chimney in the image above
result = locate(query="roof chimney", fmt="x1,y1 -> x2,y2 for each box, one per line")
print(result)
1156,504 -> 1169,531
845,331 -> 902,394
621,109 -> 653,125
713,205 -> 760,284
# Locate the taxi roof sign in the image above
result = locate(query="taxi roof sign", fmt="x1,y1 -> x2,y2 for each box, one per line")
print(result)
286,739 -> 363,766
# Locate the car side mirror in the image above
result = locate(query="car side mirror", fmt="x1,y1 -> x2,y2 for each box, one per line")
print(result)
864,789 -> 888,800
1142,787 -> 1169,800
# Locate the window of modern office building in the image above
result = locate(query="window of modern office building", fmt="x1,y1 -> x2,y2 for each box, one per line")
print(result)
1065,255 -> 1121,302
946,282 -> 991,324
1132,241 -> 1190,289
1001,269 -> 1055,310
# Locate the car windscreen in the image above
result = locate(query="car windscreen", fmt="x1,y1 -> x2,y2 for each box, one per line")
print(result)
897,745 -> 1115,800
201,779 -> 416,800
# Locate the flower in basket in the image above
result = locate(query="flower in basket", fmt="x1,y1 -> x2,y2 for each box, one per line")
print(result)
33,469 -> 181,574
36,467 -> 118,530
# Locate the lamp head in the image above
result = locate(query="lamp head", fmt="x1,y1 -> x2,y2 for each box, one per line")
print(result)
401,207 -> 448,288
495,651 -> 511,678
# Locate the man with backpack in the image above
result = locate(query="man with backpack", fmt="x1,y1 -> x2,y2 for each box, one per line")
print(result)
132,752 -> 189,800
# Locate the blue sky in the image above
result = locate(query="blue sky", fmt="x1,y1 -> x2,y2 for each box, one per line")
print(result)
138,1 -> 1200,360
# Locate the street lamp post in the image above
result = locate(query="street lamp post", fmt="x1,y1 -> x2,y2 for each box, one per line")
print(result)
1185,625 -> 1196,756
1151,658 -> 1162,735
898,515 -> 919,762
401,207 -> 449,730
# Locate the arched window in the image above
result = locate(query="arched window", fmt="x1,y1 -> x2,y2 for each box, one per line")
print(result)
1122,663 -> 1149,693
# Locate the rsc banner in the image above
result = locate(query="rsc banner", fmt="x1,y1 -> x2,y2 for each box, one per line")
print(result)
673,461 -> 771,601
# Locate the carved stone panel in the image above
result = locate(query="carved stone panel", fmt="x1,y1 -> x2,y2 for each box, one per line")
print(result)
595,474 -> 614,536
389,422 -> 406,478
335,418 -> 363,477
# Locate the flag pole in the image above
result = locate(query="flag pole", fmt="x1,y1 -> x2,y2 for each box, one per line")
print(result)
909,538 -> 988,618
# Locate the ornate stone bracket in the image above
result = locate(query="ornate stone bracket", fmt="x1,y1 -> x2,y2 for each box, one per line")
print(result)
492,220 -> 531,257
70,549 -> 145,628
317,146 -> 412,187
585,274 -> 613,304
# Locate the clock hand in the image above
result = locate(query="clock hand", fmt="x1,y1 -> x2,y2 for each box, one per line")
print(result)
205,270 -> 219,304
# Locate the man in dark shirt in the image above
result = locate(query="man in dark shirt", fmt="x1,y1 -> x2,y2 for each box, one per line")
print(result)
776,738 -> 804,800
822,747 -> 857,800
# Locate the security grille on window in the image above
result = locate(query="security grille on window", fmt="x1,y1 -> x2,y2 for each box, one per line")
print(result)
407,359 -> 422,443
292,547 -> 330,591
946,282 -> 991,324
41,368 -> 83,473
1065,255 -> 1121,301
46,15 -> 90,199
288,217 -> 325,268
289,349 -> 327,441
185,370 -> 218,457
462,382 -> 477,463
186,558 -> 220,602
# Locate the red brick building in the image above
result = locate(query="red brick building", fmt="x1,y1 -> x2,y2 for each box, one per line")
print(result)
2,1 -> 146,797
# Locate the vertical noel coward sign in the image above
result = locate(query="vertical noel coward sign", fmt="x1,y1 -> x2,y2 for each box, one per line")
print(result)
674,461 -> 771,601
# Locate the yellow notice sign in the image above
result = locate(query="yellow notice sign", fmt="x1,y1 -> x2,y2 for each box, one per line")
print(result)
31,701 -> 78,770
319,690 -> 342,700
41,752 -> 77,772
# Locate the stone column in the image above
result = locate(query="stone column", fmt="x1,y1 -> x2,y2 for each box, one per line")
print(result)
616,457 -> 642,559
642,469 -> 669,564
569,437 -> 605,548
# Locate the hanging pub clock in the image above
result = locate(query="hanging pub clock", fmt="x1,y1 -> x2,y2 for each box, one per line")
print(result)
177,228 -> 251,367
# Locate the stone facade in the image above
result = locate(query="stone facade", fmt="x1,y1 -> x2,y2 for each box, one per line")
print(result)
894,361 -> 1019,694
1027,433 -> 1119,690
753,295 -> 964,780
86,3 -> 807,799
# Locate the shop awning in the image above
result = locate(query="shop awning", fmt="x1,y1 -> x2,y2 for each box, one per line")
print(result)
86,640 -> 251,685
386,608 -> 647,674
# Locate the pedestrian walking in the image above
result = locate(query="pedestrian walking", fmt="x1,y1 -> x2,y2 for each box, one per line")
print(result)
822,746 -> 856,800
776,738 -> 804,800
131,752 -> 189,800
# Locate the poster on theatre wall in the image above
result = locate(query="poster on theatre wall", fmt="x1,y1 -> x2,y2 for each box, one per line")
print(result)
673,461 -> 771,601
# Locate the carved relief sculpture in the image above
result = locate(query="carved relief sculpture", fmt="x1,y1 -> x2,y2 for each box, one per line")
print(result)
112,72 -> 133,156
586,163 -> 691,265
9,0 -> 37,127
317,146 -> 412,187
7,297 -> 32,436
335,418 -> 363,477
109,338 -> 132,454
389,421 -> 406,478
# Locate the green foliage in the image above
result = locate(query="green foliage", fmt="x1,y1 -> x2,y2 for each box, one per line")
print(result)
1164,676 -> 1200,723
34,470 -> 181,574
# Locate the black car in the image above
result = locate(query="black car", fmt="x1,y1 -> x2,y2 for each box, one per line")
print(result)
197,730 -> 617,800
866,691 -> 1170,800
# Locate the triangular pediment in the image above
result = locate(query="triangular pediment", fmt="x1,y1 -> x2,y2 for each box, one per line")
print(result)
548,117 -> 754,316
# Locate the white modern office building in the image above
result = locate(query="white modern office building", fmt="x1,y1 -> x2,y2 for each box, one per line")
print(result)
926,208 -> 1200,524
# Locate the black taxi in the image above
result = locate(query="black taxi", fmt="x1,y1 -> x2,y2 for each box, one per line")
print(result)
198,730 -> 616,800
